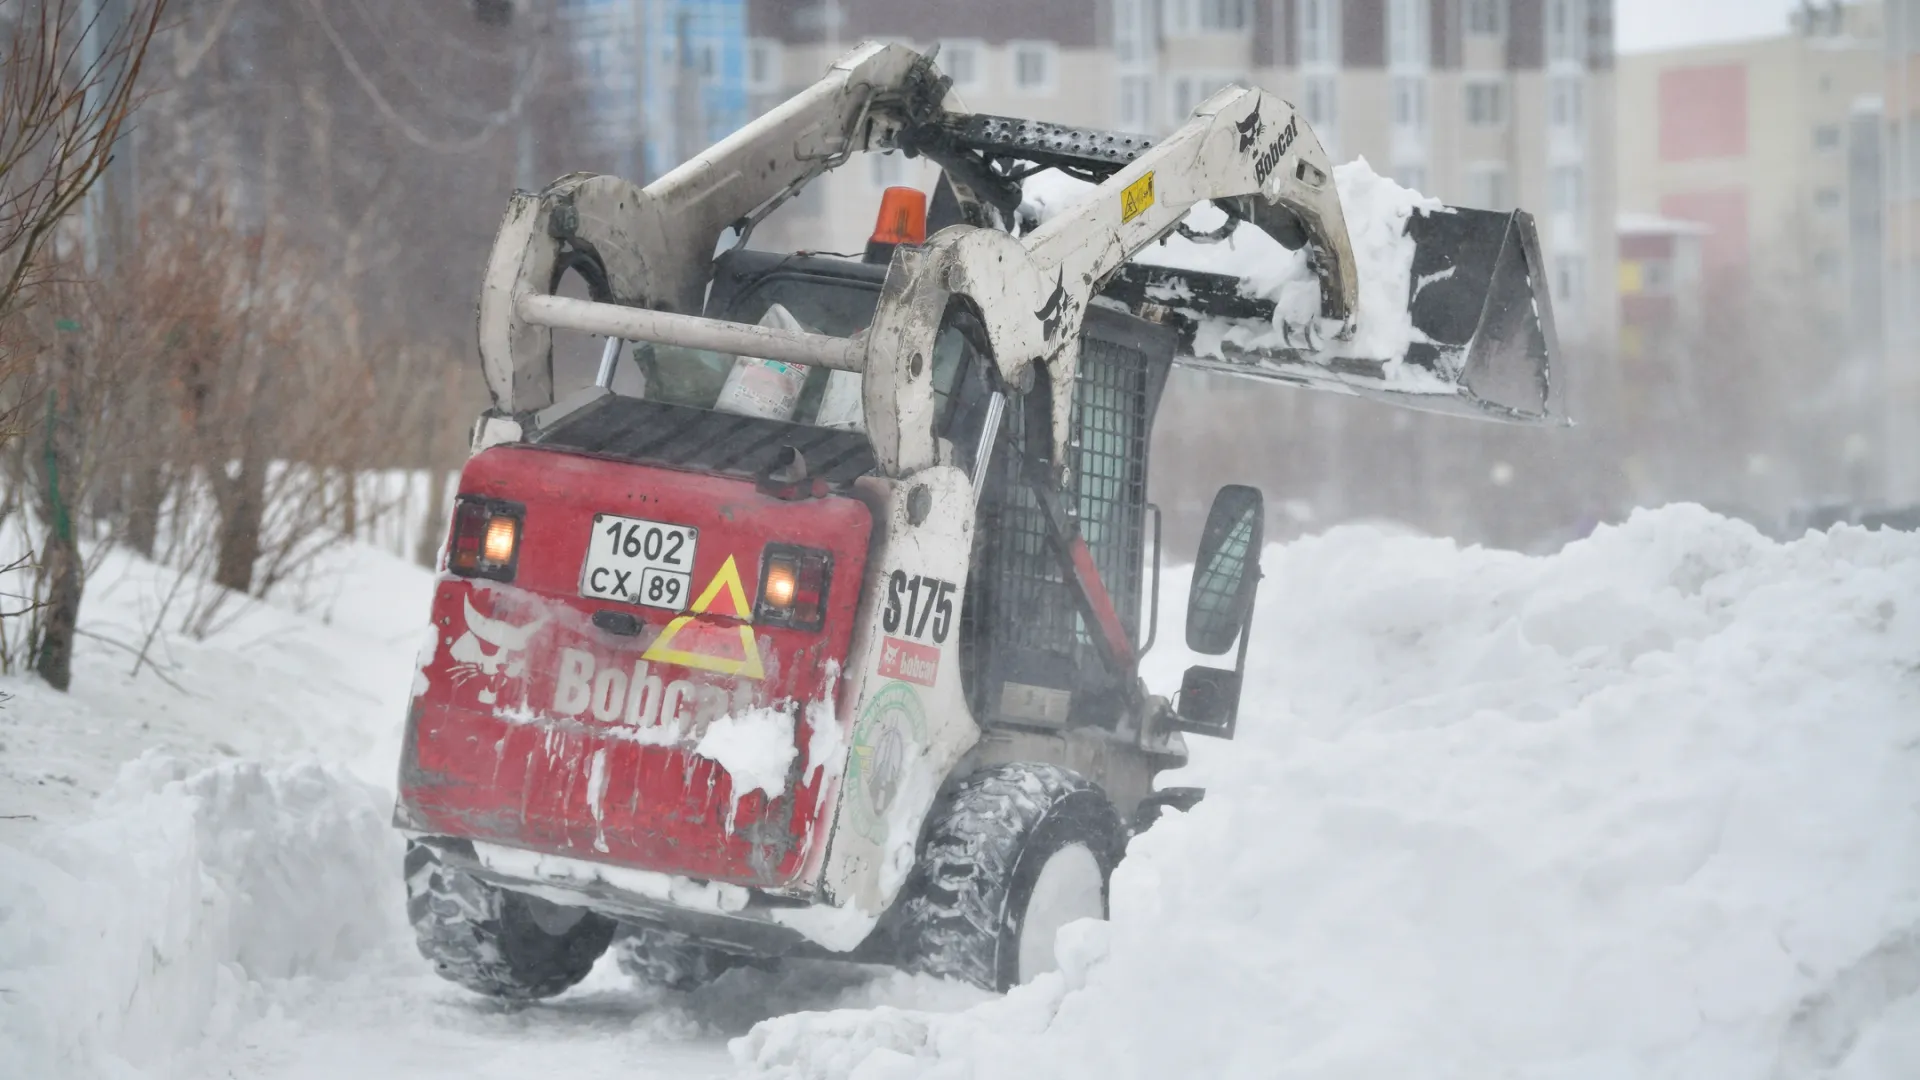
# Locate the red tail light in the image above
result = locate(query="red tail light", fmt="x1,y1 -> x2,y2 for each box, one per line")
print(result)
448,496 -> 524,582
755,544 -> 832,630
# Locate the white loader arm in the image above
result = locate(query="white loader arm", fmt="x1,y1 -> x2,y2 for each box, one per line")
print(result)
866,84 -> 1362,474
477,41 -> 932,413
482,43 -> 1558,474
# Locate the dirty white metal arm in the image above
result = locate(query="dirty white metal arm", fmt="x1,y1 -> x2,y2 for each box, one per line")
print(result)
518,295 -> 867,373
476,41 -> 929,414
866,83 -> 1363,474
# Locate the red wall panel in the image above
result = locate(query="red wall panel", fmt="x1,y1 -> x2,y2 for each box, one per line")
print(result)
1659,64 -> 1748,162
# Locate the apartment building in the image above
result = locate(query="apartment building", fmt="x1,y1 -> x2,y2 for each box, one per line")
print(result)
1245,0 -> 1616,346
744,0 -> 1616,345
555,0 -> 749,183
1616,4 -> 1883,344
1889,0 -> 1920,499
745,2 -> 1122,251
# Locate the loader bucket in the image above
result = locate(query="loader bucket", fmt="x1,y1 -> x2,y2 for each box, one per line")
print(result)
1158,207 -> 1565,425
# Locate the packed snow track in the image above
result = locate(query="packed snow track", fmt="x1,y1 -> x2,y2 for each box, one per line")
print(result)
3,506 -> 1917,1079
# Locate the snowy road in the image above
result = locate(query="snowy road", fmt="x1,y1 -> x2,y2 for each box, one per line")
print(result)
6,506 -> 1920,1079
196,962 -> 983,1080
197,970 -> 735,1079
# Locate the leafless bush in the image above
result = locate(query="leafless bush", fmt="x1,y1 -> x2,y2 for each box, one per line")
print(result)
0,0 -> 167,689
0,0 -> 166,316
112,199 -> 389,637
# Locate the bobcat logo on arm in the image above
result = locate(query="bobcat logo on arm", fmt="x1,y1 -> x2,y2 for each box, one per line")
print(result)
448,594 -> 548,705
1235,104 -> 1264,153
1035,269 -> 1070,342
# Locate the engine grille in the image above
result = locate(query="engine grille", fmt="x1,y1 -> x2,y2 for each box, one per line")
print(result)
532,395 -> 878,487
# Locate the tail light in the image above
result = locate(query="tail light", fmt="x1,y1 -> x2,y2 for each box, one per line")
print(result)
755,544 -> 832,630
448,496 -> 524,582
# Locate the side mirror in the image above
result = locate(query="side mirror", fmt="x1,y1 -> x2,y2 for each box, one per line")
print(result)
1174,485 -> 1263,740
1185,484 -> 1263,655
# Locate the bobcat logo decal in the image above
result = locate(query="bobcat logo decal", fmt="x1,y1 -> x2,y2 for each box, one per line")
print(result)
1235,103 -> 1265,153
448,594 -> 548,705
1035,269 -> 1070,342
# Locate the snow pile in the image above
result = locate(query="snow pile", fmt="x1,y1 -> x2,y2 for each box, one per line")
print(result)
0,756 -> 407,1078
737,506 -> 1920,1079
1023,158 -> 1445,376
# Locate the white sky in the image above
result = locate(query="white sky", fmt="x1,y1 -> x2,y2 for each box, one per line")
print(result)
1615,0 -> 1808,54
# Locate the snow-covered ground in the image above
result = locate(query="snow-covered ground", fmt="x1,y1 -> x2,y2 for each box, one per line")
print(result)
4,506 -> 1919,1079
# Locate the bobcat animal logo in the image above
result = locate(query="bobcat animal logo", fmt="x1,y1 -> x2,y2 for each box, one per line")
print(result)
1035,269 -> 1070,341
1235,104 -> 1265,153
448,594 -> 548,705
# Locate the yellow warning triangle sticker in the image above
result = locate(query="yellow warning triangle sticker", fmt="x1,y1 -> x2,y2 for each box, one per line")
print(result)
642,555 -> 765,679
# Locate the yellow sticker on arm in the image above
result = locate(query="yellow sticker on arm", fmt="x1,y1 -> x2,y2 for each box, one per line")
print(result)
1121,171 -> 1155,223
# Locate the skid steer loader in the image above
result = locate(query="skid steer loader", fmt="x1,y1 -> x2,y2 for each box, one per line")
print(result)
394,43 -> 1562,997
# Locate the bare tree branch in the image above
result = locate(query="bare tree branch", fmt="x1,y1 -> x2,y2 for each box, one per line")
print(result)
0,0 -> 169,315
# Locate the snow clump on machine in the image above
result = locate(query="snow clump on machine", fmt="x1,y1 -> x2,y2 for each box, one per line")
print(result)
696,704 -> 801,820
735,505 -> 1920,1079
1022,157 -> 1445,380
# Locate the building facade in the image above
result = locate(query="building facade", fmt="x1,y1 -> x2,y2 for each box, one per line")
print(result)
1615,3 -> 1883,345
743,0 -> 1616,345
1888,0 -> 1920,499
556,0 -> 749,183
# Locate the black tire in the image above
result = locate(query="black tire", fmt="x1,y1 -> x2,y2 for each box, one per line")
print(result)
404,841 -> 616,1000
611,925 -> 751,991
892,763 -> 1125,991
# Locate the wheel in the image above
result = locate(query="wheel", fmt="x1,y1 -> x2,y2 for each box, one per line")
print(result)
404,841 -> 616,1000
893,763 -> 1125,991
612,925 -> 751,991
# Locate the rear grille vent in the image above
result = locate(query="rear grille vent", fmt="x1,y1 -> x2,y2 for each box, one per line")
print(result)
533,396 -> 877,487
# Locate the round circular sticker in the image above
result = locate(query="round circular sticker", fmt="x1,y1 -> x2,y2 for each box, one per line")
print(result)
845,681 -> 927,842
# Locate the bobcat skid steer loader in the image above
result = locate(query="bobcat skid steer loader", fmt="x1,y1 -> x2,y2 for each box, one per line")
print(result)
394,42 -> 1562,997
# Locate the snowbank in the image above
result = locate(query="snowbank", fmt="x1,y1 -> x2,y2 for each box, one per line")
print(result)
0,540 -> 434,1078
0,757 -> 407,1078
736,506 -> 1920,1079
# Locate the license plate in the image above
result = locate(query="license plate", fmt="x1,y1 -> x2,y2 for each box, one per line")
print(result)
581,515 -> 698,611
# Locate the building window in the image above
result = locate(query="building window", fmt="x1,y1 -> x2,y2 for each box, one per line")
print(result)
1393,76 -> 1427,130
1011,40 -> 1057,93
1465,80 -> 1507,127
1165,0 -> 1251,34
1393,164 -> 1428,193
1120,75 -> 1155,132
1550,76 -> 1584,131
1388,0 -> 1429,68
1465,163 -> 1508,209
1299,0 -> 1340,66
1552,164 -> 1584,214
870,150 -> 905,188
1814,250 -> 1842,280
1814,123 -> 1842,151
1115,0 -> 1152,63
1554,254 -> 1585,306
1547,0 -> 1587,65
940,39 -> 983,90
1167,72 -> 1240,125
1303,74 -> 1339,134
1466,0 -> 1507,36
1906,116 -> 1920,199
747,38 -> 780,93
1814,185 -> 1843,211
